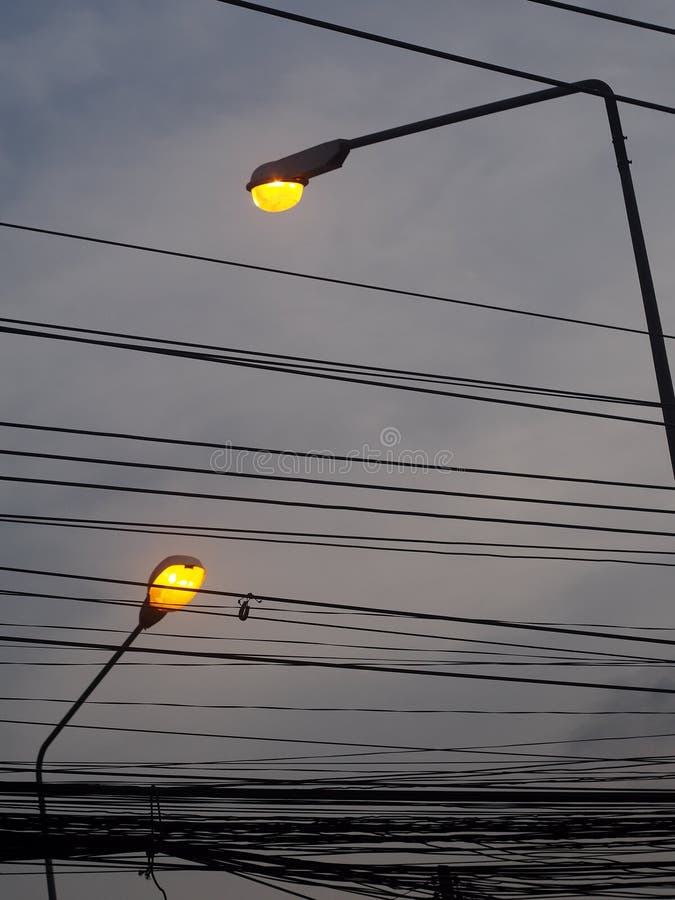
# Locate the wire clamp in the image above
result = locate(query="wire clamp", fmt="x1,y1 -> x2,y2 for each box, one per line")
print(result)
238,592 -> 260,621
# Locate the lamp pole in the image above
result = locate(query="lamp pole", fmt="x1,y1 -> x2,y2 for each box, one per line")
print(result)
36,625 -> 143,900
36,555 -> 206,900
247,79 -> 675,479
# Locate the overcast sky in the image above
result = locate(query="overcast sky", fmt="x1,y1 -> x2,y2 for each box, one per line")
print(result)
2,1 -> 675,898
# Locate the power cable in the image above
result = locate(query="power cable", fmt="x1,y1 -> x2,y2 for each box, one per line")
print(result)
525,0 -> 675,37
7,512 -> 675,570
0,637 -> 659,667
7,562 -> 675,651
144,787 -> 168,900
8,510 -> 675,558
0,621 -> 642,662
2,628 -> 675,696
0,714 -> 592,760
213,0 -> 675,116
4,586 -> 659,667
3,417 -> 673,491
0,321 -> 659,426
0,314 -> 653,409
7,637 -> 598,667
2,221 -> 673,340
6,445 -> 675,517
6,472 -> 675,537
10,711 -> 675,764
4,696 -> 675,716
13,563 -> 675,670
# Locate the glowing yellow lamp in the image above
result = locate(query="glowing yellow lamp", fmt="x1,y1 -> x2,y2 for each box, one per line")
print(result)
148,555 -> 206,610
251,180 -> 304,213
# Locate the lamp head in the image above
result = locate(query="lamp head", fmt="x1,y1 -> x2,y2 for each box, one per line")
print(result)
139,555 -> 206,629
246,139 -> 350,212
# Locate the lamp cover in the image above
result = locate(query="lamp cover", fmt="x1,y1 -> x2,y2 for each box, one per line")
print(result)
251,180 -> 304,212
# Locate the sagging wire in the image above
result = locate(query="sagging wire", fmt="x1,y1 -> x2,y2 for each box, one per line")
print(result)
433,867 -> 472,900
141,785 -> 168,899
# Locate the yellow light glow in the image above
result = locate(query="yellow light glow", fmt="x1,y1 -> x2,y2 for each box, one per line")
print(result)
148,562 -> 206,611
251,180 -> 304,213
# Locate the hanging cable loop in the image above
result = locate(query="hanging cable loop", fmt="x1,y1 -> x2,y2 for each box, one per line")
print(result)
141,786 -> 168,899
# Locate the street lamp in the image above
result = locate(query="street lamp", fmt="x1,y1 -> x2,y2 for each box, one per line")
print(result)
246,79 -> 675,478
36,555 -> 206,900
246,139 -> 349,212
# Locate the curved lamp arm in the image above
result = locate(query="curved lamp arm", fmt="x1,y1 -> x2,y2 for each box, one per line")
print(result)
36,624 -> 143,900
246,79 -> 675,479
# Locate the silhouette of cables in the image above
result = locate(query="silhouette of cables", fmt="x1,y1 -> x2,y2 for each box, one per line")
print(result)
213,1 -> 675,116
4,778 -> 675,898
3,629 -> 667,669
0,315 -> 655,409
3,591 -> 675,693
525,0 -> 675,37
5,586 -> 665,674
5,512 -> 675,570
3,590 -> 670,684
0,620 -> 653,663
8,471 -> 675,538
0,319 -> 660,425
6,561 -> 675,654
6,694 -> 675,716
3,418 -> 673,491
3,220 -> 675,340
4,748 -> 675,785
13,712 -> 665,760
5,445 -> 675,516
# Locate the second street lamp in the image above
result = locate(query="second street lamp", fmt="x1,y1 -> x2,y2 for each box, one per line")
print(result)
246,139 -> 350,212
246,79 -> 675,479
36,554 -> 206,900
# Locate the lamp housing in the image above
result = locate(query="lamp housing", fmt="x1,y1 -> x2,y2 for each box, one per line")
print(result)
139,555 -> 206,629
246,139 -> 350,211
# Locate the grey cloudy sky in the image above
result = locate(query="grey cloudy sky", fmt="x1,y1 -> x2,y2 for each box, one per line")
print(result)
2,1 -> 675,897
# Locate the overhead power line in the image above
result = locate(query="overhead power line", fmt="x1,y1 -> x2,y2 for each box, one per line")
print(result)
0,314 -> 655,409
5,587 -> 647,665
0,622 -> 616,660
4,784 -> 675,900
6,561 -> 675,654
6,696 -> 675,716
214,0 -> 675,115
7,584 -> 668,669
5,445 -> 675,517
3,418 -> 674,491
0,708 -> 444,754
8,471 -> 675,536
525,0 -> 675,37
9,707 -> 675,758
2,633 -> 675,696
7,512 -> 675,569
2,220 -> 673,340
0,321 -> 660,426
4,644 -> 660,671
